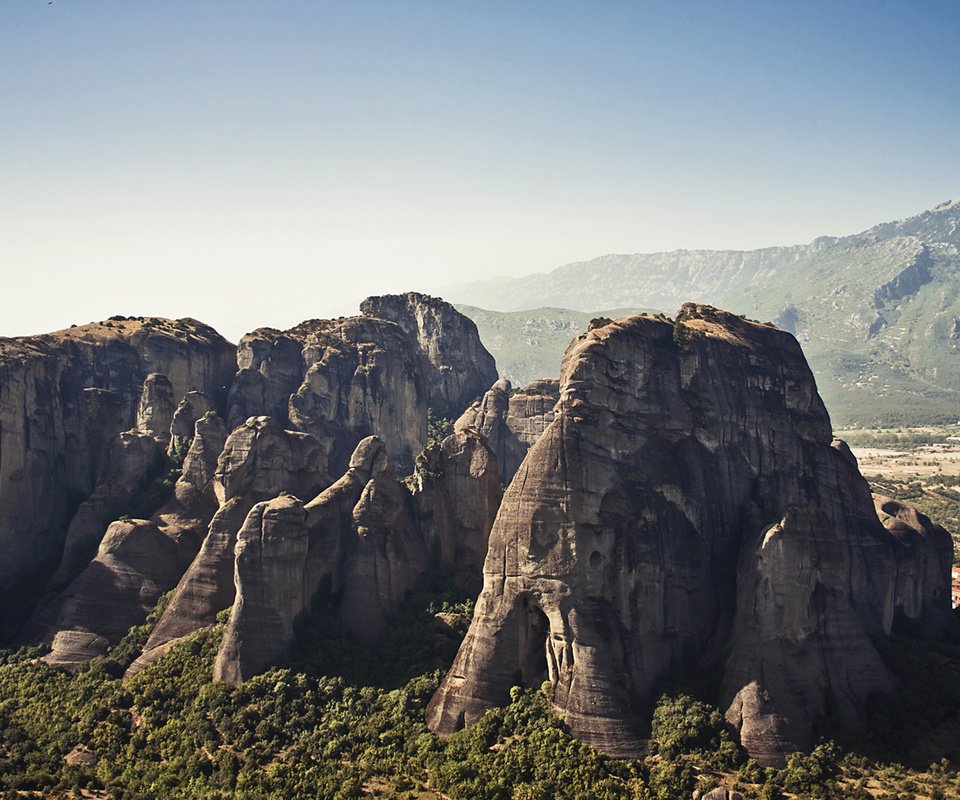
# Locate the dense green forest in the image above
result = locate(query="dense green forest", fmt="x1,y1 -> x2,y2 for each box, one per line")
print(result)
1,565 -> 959,800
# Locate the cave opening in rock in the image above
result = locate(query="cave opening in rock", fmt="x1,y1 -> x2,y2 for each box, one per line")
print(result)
516,593 -> 549,687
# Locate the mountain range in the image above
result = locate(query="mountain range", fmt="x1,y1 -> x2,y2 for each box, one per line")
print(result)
443,200 -> 960,426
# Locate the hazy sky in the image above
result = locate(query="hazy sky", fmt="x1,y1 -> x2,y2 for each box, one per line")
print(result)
3,1 -> 958,342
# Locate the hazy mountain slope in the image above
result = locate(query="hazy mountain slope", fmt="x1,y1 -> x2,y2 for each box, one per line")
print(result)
453,306 -> 646,388
450,201 -> 960,425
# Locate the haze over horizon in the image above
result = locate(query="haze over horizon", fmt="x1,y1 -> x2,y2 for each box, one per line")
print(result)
3,1 -> 959,343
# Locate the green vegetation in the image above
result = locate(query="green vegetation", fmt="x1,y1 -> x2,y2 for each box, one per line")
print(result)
0,564 -> 958,799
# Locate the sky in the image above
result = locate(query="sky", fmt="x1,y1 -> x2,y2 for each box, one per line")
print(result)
2,1 -> 959,342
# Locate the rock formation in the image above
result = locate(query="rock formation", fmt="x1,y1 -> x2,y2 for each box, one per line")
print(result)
136,373 -> 177,442
214,429 -> 506,684
168,390 -> 216,456
39,518 -> 184,669
214,437 -> 431,684
0,317 -> 235,624
874,494 -> 955,637
455,377 -> 558,485
225,296 -> 496,479
360,292 -> 498,419
411,430 -> 503,593
288,316 -> 427,476
129,416 -> 326,673
48,430 -> 167,588
427,305 -> 954,766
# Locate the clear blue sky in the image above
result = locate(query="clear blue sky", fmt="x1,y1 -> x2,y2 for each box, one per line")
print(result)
2,1 -> 958,341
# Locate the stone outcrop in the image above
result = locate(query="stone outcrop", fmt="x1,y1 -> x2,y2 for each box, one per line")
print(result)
48,430 -> 167,588
874,494 -> 955,636
226,297 -> 496,479
427,305 -> 951,766
227,329 -> 307,428
40,518 -> 183,669
214,436 -> 431,684
0,317 -> 235,615
360,292 -> 498,419
455,377 -> 558,485
169,391 -> 216,456
289,316 -> 427,476
412,430 -> 503,593
129,416 -> 326,673
136,373 -> 177,442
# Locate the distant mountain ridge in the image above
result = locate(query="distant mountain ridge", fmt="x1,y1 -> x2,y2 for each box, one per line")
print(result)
446,200 -> 960,426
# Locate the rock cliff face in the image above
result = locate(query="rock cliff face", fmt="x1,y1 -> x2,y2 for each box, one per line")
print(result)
360,292 -> 498,419
455,377 -> 558,485
874,494 -> 956,637
213,437 -> 431,684
129,416 -> 326,673
0,318 -> 235,619
225,296 -> 496,480
427,305 -> 953,765
214,430 -> 506,685
411,430 -> 502,593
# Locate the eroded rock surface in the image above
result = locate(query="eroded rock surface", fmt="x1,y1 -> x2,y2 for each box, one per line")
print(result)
427,305 -> 948,766
455,377 -> 558,485
136,373 -> 177,442
874,494 -> 955,637
412,430 -> 503,593
0,317 -> 235,617
40,519 -> 183,669
214,437 -> 431,684
129,417 -> 326,674
360,292 -> 498,418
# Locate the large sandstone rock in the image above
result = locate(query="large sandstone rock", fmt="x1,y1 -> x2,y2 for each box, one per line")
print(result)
411,430 -> 503,593
129,416 -> 326,674
227,330 -> 307,428
39,519 -> 183,669
214,437 -> 431,684
874,494 -> 955,637
360,292 -> 498,419
455,377 -> 558,485
169,390 -> 216,456
427,305 -> 931,766
0,317 -> 235,624
136,373 -> 177,442
289,316 -> 427,476
48,430 -> 166,588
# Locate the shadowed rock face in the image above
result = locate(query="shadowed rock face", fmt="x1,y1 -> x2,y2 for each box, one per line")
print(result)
128,417 -> 326,674
0,318 -> 235,615
412,430 -> 503,594
226,296 -> 497,479
359,292 -> 498,419
214,431 -> 506,685
427,305 -> 949,765
455,377 -> 559,486
214,437 -> 432,684
39,518 -> 183,669
874,494 -> 956,637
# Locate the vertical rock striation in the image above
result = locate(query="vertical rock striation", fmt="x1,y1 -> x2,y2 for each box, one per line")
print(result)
0,317 -> 235,627
360,292 -> 498,419
427,305 -> 952,765
455,377 -> 559,485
